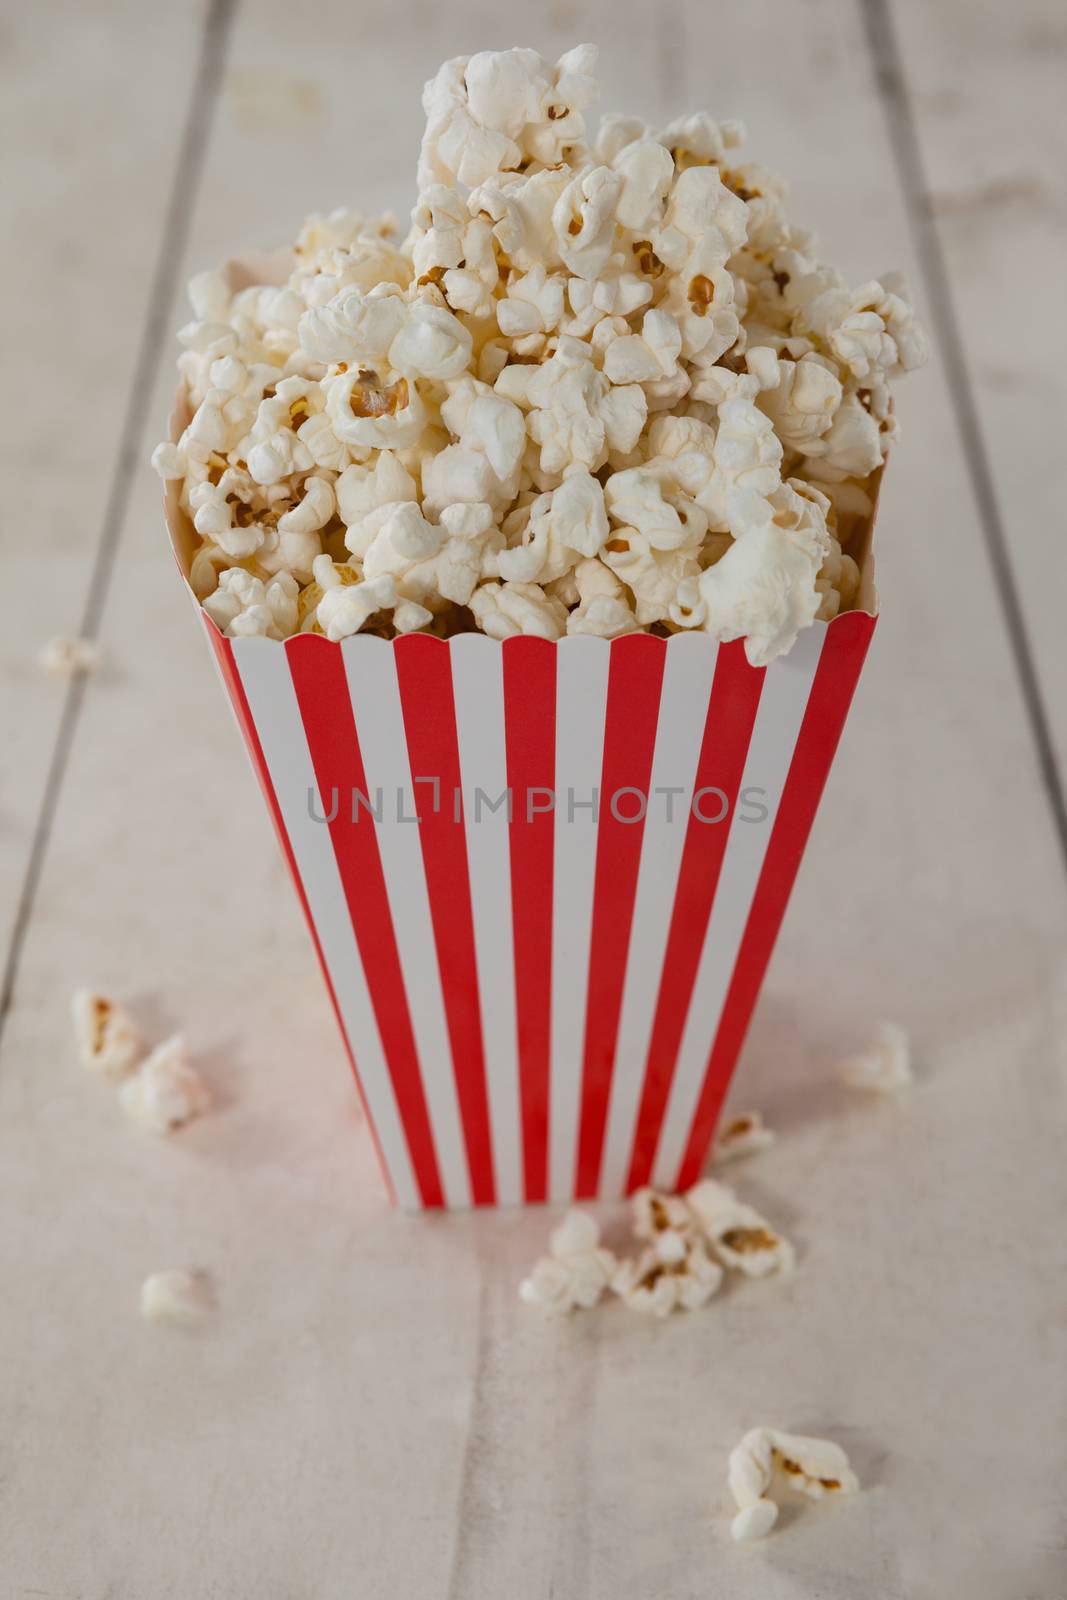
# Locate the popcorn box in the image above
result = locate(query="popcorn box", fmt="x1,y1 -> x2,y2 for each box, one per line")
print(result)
167,451 -> 876,1211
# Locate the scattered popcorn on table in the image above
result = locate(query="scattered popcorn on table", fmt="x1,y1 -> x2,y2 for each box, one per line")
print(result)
612,1234 -> 724,1317
713,1109 -> 775,1164
612,1185 -> 723,1314
727,1426 -> 859,1542
519,1208 -> 617,1314
71,989 -> 142,1081
838,1021 -> 913,1094
686,1178 -> 795,1278
119,1034 -> 211,1134
156,45 -> 926,666
39,637 -> 100,678
140,1268 -> 215,1325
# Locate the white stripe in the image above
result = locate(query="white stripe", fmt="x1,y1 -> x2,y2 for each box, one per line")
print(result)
231,638 -> 420,1211
341,640 -> 471,1209
449,636 -> 521,1206
653,624 -> 827,1188
549,638 -> 612,1200
599,637 -> 720,1196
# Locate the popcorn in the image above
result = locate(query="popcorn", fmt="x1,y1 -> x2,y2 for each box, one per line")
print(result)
469,579 -> 567,640
118,1034 -> 211,1133
796,274 -> 929,380
751,350 -> 843,456
602,307 -> 684,386
610,1185 -> 724,1316
713,1110 -> 775,1164
140,1269 -> 215,1326
682,480 -> 831,667
565,559 -> 638,638
838,1021 -> 913,1094
498,340 -> 646,476
612,1235 -> 723,1317
40,636 -> 100,678
158,45 -> 925,659
72,989 -> 142,1080
686,1178 -> 794,1277
315,565 -> 398,641
727,1427 -> 859,1541
496,265 -> 566,340
519,1208 -> 617,1314
324,365 -> 426,451
202,569 -> 300,640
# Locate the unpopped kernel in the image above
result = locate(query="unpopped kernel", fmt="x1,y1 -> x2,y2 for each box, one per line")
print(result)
156,45 -> 925,663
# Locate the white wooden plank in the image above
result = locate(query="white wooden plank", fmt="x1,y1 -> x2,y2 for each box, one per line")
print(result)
887,0 -> 1067,809
0,0 -> 214,967
0,2 -> 1063,1596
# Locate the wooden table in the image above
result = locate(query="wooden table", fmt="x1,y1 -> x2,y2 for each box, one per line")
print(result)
2,2 -> 1064,1594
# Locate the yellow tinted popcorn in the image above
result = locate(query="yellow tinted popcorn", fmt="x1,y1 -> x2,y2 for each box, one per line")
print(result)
155,44 -> 925,661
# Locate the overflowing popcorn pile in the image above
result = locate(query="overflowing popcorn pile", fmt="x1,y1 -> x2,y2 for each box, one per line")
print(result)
154,44 -> 927,666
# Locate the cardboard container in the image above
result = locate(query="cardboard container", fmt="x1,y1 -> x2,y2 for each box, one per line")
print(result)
165,263 -> 878,1208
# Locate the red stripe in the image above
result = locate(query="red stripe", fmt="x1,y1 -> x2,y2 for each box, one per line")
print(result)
574,634 -> 667,1198
625,641 -> 766,1191
205,623 -> 397,1203
285,634 -> 445,1208
502,638 -> 556,1202
394,636 -> 496,1205
674,612 -> 876,1189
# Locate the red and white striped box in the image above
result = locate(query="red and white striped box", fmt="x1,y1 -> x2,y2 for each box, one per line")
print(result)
166,442 -> 877,1212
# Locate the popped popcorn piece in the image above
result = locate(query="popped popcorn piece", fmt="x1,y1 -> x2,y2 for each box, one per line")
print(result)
418,46 -> 598,192
324,365 -> 427,451
683,480 -> 831,666
496,265 -> 566,341
553,165 -> 624,280
71,989 -> 142,1080
39,637 -> 100,678
750,349 -> 843,456
202,569 -> 299,640
315,564 -> 398,641
795,274 -> 929,381
838,1021 -> 913,1094
564,557 -> 638,638
713,1110 -> 775,1164
728,1427 -> 859,1541
686,1178 -> 794,1277
602,307 -> 684,387
119,1034 -> 211,1134
140,1269 -> 215,1325
612,1235 -> 723,1317
497,340 -> 646,476
612,1186 -> 724,1315
519,1208 -> 617,1314
632,1185 -> 699,1247
469,579 -> 567,640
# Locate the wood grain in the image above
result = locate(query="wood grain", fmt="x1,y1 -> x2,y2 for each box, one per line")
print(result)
0,3 -> 1063,1595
